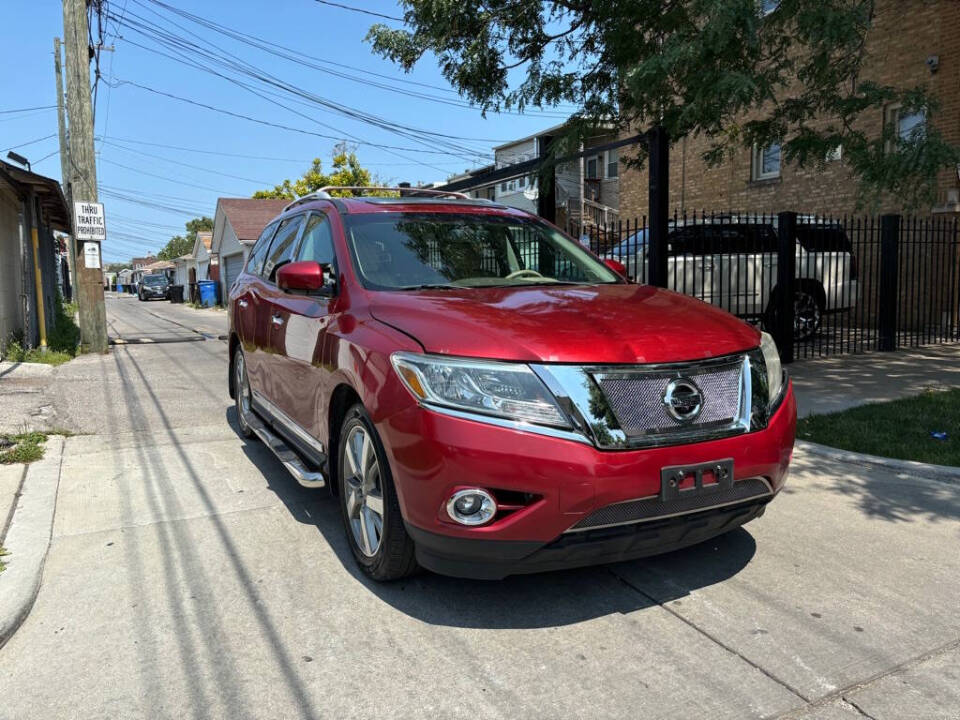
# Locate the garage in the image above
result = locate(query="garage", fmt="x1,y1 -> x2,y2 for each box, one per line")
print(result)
221,253 -> 244,299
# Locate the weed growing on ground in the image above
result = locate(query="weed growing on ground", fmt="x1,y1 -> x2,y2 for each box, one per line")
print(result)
0,547 -> 9,573
0,432 -> 49,465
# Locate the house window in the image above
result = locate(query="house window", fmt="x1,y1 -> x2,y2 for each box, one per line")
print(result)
500,181 -> 508,192
752,142 -> 781,181
586,156 -> 600,179
518,175 -> 525,188
897,110 -> 925,141
606,149 -> 619,178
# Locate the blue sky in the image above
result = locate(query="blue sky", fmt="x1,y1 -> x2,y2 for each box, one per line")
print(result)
2,0 -> 573,263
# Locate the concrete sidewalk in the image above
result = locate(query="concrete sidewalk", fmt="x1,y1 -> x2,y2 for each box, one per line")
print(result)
789,343 -> 960,417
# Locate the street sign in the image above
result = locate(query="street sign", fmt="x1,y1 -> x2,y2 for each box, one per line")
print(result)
83,241 -> 101,270
74,201 -> 106,241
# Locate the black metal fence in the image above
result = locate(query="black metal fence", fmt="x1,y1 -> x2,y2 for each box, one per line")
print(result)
572,211 -> 960,363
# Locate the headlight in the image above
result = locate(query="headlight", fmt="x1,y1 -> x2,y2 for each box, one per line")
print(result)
760,332 -> 783,402
748,332 -> 786,429
391,352 -> 571,428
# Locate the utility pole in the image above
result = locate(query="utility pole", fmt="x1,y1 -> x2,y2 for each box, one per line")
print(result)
54,36 -> 76,302
62,0 -> 107,352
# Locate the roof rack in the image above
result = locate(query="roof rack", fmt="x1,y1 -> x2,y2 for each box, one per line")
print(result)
282,186 -> 471,212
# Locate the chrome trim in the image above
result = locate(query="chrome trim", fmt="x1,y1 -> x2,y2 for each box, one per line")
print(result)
421,403 -> 593,446
242,404 -> 326,489
446,489 -> 497,526
563,477 -> 774,533
252,390 -> 325,455
531,352 -> 751,450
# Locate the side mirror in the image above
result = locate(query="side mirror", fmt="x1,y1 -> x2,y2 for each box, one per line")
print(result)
276,261 -> 336,296
603,258 -> 627,277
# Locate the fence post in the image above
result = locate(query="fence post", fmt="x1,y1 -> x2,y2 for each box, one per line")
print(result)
647,125 -> 669,287
775,211 -> 797,363
878,214 -> 901,351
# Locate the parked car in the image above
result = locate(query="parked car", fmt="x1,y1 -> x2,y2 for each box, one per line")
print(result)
228,188 -> 796,581
602,217 -> 860,341
138,273 -> 170,301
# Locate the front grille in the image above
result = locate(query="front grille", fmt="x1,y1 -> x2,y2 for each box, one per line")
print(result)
568,477 -> 772,532
597,359 -> 743,438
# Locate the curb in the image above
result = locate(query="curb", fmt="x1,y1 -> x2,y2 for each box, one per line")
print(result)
795,439 -> 960,484
0,435 -> 64,650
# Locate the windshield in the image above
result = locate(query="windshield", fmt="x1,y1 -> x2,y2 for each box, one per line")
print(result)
343,213 -> 621,290
143,274 -> 167,286
608,230 -> 647,257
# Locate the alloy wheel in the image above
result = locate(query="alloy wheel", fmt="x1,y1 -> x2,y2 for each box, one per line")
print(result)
341,425 -> 384,557
794,290 -> 822,341
235,351 -> 253,435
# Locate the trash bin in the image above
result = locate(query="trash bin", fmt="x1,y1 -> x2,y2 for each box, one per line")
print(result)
169,285 -> 185,303
197,280 -> 217,307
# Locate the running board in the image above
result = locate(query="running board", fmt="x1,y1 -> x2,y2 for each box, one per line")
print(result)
243,409 -> 327,489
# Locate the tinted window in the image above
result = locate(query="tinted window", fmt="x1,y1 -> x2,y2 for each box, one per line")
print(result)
247,220 -> 280,277
297,213 -> 336,265
715,224 -> 778,253
669,227 -> 718,256
796,225 -> 853,253
263,216 -> 304,281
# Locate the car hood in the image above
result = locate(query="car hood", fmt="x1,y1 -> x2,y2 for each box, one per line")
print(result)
369,284 -> 760,364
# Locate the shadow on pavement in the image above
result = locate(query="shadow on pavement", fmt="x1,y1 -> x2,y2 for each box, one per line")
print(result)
229,406 -> 758,630
789,450 -> 960,523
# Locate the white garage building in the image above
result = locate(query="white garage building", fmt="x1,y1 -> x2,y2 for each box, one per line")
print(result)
211,198 -> 288,305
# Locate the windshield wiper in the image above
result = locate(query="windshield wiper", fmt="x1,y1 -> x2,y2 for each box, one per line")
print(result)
398,283 -> 463,290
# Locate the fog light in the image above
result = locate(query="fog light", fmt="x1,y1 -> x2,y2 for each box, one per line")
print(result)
446,489 -> 497,526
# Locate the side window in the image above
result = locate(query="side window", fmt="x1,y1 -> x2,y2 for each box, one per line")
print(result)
246,220 -> 280,277
297,213 -> 336,266
263,216 -> 305,281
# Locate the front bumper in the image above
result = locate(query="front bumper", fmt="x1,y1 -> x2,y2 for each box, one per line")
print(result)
379,382 -> 796,579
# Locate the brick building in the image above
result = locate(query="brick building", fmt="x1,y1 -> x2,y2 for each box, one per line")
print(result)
618,0 -> 960,220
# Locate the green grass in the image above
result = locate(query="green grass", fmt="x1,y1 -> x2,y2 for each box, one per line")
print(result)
797,388 -> 960,467
0,546 -> 9,573
0,431 -> 49,465
2,295 -> 81,365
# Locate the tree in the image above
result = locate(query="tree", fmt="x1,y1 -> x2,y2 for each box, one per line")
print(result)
253,144 -> 374,199
157,216 -> 213,260
368,1 -> 960,209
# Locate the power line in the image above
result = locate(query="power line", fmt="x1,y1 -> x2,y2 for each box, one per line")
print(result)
0,105 -> 57,114
110,3 -> 503,152
100,139 -> 274,184
100,156 -> 250,194
106,78 -> 490,159
102,135 -> 307,162
312,0 -> 403,23
3,133 -> 57,151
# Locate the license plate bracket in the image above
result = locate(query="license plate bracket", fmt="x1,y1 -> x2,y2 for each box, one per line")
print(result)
660,458 -> 734,502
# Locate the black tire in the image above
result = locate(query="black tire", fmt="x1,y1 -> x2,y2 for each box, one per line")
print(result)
233,348 -> 256,440
337,404 -> 417,581
764,286 -> 824,342
137,291 -> 145,302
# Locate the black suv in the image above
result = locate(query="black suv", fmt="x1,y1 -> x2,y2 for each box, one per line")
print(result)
139,273 -> 170,301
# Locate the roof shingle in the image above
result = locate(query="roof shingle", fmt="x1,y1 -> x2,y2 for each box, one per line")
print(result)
217,198 -> 289,243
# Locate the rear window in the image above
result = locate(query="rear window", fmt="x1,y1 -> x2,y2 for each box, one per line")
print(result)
796,225 -> 853,253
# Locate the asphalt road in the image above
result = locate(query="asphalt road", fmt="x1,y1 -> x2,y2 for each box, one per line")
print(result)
1,298 -> 958,719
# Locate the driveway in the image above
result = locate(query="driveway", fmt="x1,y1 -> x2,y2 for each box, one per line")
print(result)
0,298 -> 957,719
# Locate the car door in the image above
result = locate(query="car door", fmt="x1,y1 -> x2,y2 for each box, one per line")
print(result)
667,227 -> 714,304
254,214 -> 306,410
235,219 -> 279,351
266,211 -> 339,454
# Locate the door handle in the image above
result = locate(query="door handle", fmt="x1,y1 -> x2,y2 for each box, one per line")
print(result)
271,314 -> 285,327
238,299 -> 248,308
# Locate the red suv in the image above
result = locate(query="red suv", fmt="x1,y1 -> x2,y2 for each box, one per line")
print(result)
228,187 -> 796,581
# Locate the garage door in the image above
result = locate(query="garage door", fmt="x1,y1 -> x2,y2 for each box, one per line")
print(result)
222,253 -> 244,300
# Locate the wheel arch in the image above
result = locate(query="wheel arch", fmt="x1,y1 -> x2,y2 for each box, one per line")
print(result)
228,333 -> 240,399
326,382 -> 363,496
